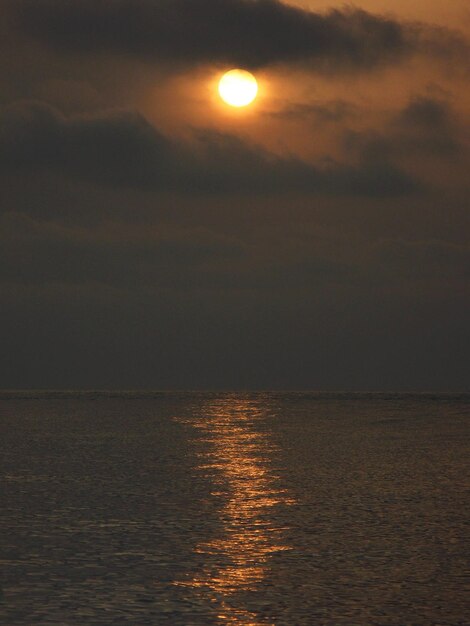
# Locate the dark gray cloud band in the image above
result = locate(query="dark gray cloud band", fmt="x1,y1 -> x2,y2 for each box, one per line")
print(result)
0,102 -> 418,197
9,0 -> 468,72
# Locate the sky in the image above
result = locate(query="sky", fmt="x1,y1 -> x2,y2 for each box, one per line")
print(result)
1,0 -> 469,390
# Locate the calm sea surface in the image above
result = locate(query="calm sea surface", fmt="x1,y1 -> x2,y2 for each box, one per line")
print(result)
1,392 -> 469,625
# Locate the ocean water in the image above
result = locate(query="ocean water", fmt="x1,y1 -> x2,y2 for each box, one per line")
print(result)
1,391 -> 469,625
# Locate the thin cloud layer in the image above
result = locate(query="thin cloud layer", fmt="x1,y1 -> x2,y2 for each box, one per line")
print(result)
9,0 -> 469,72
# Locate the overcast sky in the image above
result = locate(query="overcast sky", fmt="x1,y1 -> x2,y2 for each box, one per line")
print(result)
1,0 -> 469,390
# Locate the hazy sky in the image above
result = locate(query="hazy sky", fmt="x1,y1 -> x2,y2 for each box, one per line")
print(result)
1,0 -> 469,390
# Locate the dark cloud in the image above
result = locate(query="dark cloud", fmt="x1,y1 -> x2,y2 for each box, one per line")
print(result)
0,212 -> 245,287
0,210 -> 359,292
344,96 -> 463,162
397,96 -> 453,129
0,102 -> 176,188
394,97 -> 462,157
8,0 -> 468,72
0,101 -> 419,197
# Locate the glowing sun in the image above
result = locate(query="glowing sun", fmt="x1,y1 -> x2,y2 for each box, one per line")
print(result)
218,69 -> 258,107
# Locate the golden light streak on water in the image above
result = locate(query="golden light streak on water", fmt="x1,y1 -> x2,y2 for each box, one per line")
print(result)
175,396 -> 295,625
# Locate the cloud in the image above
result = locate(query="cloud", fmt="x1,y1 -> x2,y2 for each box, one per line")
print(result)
0,101 -> 419,197
0,102 -> 176,188
0,211 -> 353,291
9,0 -> 469,73
397,96 -> 453,129
0,212 -> 246,287
344,96 -> 463,162
269,99 -> 358,123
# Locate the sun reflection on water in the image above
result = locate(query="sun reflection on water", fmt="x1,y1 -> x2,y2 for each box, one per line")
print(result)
175,396 -> 294,624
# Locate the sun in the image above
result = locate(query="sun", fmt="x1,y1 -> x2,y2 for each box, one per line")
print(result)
218,69 -> 258,108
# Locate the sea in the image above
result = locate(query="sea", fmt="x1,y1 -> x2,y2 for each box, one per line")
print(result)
1,391 -> 469,625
